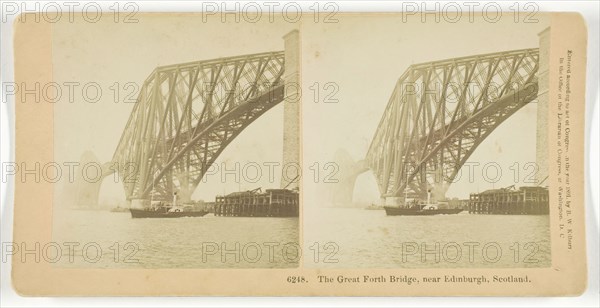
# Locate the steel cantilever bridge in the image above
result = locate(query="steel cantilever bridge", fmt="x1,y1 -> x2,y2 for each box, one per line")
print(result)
111,51 -> 286,202
71,45 -> 540,207
364,48 -> 540,202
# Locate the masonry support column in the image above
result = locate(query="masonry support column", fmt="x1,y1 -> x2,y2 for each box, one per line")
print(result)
536,27 -> 550,184
380,197 -> 386,207
281,30 -> 300,190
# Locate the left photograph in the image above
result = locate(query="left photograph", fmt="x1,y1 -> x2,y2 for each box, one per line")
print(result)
51,14 -> 300,268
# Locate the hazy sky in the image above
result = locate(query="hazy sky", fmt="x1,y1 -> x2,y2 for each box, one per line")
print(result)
51,13 -> 549,205
52,14 -> 296,204
300,14 -> 550,204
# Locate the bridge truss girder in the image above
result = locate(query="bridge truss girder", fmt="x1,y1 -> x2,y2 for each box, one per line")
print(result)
112,51 -> 285,201
366,48 -> 540,200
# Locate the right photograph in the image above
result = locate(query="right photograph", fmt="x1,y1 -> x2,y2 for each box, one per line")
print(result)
302,13 -> 552,269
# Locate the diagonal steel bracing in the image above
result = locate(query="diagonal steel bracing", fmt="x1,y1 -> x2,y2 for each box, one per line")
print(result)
112,51 -> 286,201
366,48 -> 540,200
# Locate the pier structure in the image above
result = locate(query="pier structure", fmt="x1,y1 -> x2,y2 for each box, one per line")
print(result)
214,188 -> 299,217
468,186 -> 549,215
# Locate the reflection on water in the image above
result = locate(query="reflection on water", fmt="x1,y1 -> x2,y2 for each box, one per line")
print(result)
53,209 -> 299,268
304,208 -> 551,268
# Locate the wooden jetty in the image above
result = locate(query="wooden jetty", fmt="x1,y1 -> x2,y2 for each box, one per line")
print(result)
468,185 -> 549,215
214,188 -> 299,217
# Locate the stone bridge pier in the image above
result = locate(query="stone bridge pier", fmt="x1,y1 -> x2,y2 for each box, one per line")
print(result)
281,30 -> 301,190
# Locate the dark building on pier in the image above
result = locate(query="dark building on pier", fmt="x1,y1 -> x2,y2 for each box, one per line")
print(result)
214,188 -> 299,217
468,186 -> 549,215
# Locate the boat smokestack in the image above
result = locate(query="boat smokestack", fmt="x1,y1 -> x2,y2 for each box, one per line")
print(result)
427,189 -> 431,204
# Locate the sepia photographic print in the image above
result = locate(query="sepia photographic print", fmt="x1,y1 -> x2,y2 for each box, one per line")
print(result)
7,7 -> 591,297
304,14 -> 552,269
48,15 -> 302,269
